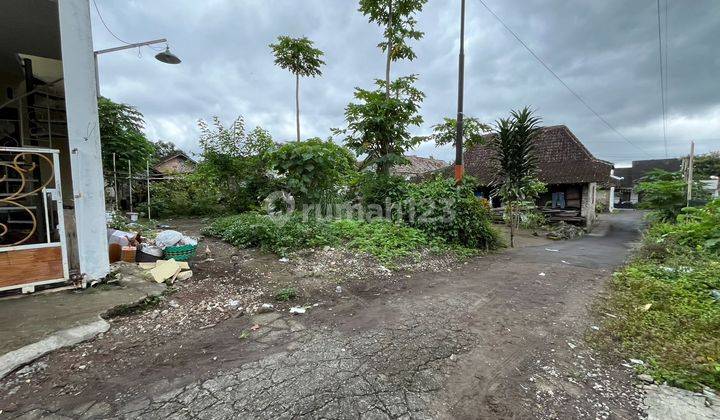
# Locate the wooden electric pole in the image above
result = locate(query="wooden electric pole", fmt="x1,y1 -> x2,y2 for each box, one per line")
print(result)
686,140 -> 695,207
454,0 -> 466,182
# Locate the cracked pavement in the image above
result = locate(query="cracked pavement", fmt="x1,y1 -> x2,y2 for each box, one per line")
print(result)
2,212 -> 646,419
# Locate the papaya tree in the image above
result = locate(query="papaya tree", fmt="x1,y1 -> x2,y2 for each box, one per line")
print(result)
334,76 -> 424,175
269,36 -> 325,142
358,0 -> 427,98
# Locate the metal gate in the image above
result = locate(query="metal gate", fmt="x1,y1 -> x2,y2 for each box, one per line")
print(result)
0,147 -> 68,293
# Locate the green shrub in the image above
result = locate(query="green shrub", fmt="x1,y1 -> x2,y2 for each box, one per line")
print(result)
404,176 -> 502,250
148,173 -> 226,217
352,172 -> 410,214
636,169 -> 709,221
330,219 -> 432,263
271,138 -> 357,206
202,212 -> 336,256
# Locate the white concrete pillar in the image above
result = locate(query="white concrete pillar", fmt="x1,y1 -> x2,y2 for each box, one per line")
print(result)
58,0 -> 110,279
609,187 -> 615,212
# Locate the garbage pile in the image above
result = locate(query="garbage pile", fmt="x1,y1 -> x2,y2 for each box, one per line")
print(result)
546,221 -> 585,240
107,228 -> 197,263
106,222 -> 198,286
139,259 -> 193,284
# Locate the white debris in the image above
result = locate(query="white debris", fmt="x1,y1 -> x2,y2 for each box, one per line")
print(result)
278,257 -> 289,263
257,303 -> 274,313
629,358 -> 645,365
539,272 -> 546,277
545,248 -> 560,252
289,306 -> 307,315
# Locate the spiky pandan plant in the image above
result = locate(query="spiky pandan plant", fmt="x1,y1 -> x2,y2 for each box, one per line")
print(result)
490,107 -> 544,247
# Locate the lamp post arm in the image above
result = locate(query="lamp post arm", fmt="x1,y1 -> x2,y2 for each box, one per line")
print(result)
94,38 -> 167,55
93,38 -> 168,96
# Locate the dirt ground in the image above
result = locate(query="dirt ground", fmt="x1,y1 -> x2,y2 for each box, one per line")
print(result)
0,213 -> 646,419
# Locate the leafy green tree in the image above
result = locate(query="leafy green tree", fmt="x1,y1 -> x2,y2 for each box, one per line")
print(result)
334,76 -> 424,175
153,140 -> 183,160
490,107 -> 543,247
197,116 -> 277,211
358,0 -> 427,97
430,116 -> 491,148
97,97 -> 156,171
636,169 -> 708,221
271,138 -> 357,205
269,36 -> 325,142
694,151 -> 720,179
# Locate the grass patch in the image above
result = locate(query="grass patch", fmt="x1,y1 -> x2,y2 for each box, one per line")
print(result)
591,200 -> 720,391
275,287 -> 298,302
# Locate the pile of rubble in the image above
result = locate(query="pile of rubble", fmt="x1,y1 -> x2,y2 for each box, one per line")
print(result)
546,222 -> 586,240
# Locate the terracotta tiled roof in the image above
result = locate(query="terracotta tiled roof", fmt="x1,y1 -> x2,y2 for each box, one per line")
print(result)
392,155 -> 449,176
464,125 -> 613,185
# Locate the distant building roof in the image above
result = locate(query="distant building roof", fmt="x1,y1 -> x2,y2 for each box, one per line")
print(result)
392,155 -> 449,177
464,125 -> 613,185
630,158 -> 682,180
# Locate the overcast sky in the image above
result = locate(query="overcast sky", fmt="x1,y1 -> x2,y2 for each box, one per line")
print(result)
90,0 -> 720,166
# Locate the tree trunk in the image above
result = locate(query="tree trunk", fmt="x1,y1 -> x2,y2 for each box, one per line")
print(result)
509,203 -> 515,248
295,74 -> 300,142
385,0 -> 392,99
380,0 -> 392,176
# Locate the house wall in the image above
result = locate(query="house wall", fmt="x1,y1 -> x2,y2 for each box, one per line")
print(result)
596,187 -> 614,212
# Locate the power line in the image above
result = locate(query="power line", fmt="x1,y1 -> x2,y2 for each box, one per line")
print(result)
656,0 -> 668,158
92,0 -> 164,52
475,0 -> 651,158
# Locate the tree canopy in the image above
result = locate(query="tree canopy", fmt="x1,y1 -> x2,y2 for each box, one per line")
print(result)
269,36 -> 325,78
358,0 -> 427,96
334,75 -> 424,175
694,151 -> 720,179
269,35 -> 325,142
97,97 -> 156,172
430,117 -> 492,149
153,140 -> 184,161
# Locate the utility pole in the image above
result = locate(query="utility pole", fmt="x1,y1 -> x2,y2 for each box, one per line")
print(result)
687,140 -> 695,207
454,0 -> 466,183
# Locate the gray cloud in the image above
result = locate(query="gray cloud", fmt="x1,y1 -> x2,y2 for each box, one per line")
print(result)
91,0 -> 720,165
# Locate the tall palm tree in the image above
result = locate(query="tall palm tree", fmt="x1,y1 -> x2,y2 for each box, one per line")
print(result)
490,107 -> 542,247
270,36 -> 325,142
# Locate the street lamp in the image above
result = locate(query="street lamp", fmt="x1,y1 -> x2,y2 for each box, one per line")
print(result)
94,38 -> 181,95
